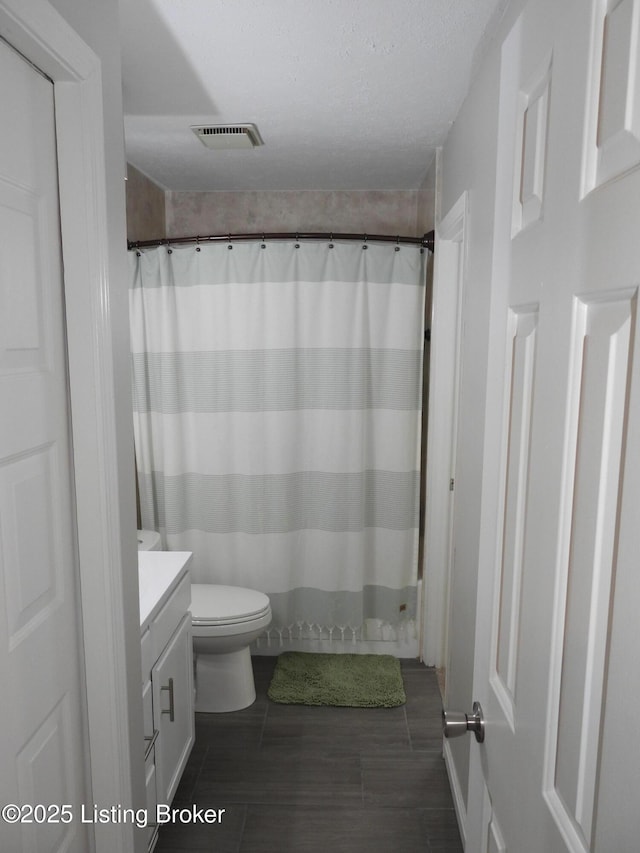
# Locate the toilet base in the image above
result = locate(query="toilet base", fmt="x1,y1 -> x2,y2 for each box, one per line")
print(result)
194,646 -> 256,712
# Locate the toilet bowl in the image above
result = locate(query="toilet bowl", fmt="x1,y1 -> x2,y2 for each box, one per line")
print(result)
191,583 -> 271,713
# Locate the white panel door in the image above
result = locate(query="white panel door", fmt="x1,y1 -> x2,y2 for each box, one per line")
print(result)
464,0 -> 640,850
0,39 -> 92,852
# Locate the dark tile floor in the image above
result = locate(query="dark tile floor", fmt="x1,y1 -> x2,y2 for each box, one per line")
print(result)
156,657 -> 463,853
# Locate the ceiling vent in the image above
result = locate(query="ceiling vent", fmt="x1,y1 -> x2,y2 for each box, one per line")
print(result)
191,123 -> 264,150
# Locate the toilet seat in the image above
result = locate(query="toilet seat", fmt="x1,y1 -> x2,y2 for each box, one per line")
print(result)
191,583 -> 271,626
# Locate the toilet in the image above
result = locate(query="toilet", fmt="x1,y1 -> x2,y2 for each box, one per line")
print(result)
137,530 -> 271,713
137,528 -> 162,552
191,584 -> 271,713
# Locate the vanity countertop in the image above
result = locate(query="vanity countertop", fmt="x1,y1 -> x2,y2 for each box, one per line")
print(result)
138,550 -> 192,631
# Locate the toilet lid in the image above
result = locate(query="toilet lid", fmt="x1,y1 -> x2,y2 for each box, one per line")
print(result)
191,584 -> 270,625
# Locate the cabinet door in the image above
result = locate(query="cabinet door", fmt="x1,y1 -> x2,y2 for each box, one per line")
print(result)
151,613 -> 194,804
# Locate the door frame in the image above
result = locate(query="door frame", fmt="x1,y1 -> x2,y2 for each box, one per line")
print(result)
0,3 -> 143,852
421,192 -> 468,667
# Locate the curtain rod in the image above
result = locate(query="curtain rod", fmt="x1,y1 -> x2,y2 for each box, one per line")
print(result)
128,230 -> 435,252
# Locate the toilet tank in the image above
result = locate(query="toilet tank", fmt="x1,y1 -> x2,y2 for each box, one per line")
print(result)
137,529 -> 161,551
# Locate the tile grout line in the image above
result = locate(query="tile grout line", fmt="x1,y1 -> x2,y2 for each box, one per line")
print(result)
187,740 -> 209,802
257,691 -> 270,750
235,803 -> 248,853
403,702 -> 414,752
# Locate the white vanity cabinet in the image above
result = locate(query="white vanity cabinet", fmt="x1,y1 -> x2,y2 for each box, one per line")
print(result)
139,551 -> 195,851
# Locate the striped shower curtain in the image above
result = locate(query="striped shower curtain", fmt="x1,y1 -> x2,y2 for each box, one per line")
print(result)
130,239 -> 426,650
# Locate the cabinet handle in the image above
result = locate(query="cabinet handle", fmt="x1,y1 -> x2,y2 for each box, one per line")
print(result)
161,677 -> 175,722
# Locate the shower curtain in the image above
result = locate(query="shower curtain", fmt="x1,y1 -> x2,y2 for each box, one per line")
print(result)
130,239 -> 426,650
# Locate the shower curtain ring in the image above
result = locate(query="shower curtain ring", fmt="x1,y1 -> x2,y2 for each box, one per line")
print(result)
362,233 -> 368,250
228,234 -> 233,250
395,235 -> 401,252
196,235 -> 201,252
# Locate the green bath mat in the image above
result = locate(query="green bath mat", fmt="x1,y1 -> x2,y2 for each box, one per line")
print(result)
267,652 -> 406,708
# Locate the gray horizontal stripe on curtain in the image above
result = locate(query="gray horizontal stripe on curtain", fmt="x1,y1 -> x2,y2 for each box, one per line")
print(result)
139,469 -> 420,534
266,586 -> 419,627
132,348 -> 422,413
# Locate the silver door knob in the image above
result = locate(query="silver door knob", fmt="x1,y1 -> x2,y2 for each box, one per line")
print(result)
442,701 -> 485,743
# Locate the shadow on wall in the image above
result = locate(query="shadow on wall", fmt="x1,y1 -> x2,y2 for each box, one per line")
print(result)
120,0 -> 219,116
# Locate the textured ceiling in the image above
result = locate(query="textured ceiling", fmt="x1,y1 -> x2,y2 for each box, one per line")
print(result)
120,0 -> 507,191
